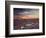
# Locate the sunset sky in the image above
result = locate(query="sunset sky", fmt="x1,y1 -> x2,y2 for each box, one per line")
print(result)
14,8 -> 39,19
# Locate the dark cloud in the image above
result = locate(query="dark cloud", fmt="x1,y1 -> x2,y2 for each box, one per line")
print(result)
14,8 -> 39,16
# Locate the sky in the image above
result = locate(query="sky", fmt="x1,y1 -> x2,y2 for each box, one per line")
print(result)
14,8 -> 39,18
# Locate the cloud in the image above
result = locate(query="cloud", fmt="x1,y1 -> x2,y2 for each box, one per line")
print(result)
14,8 -> 39,17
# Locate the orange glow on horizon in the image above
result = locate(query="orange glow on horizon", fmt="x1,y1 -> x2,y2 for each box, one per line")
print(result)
14,15 -> 39,19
